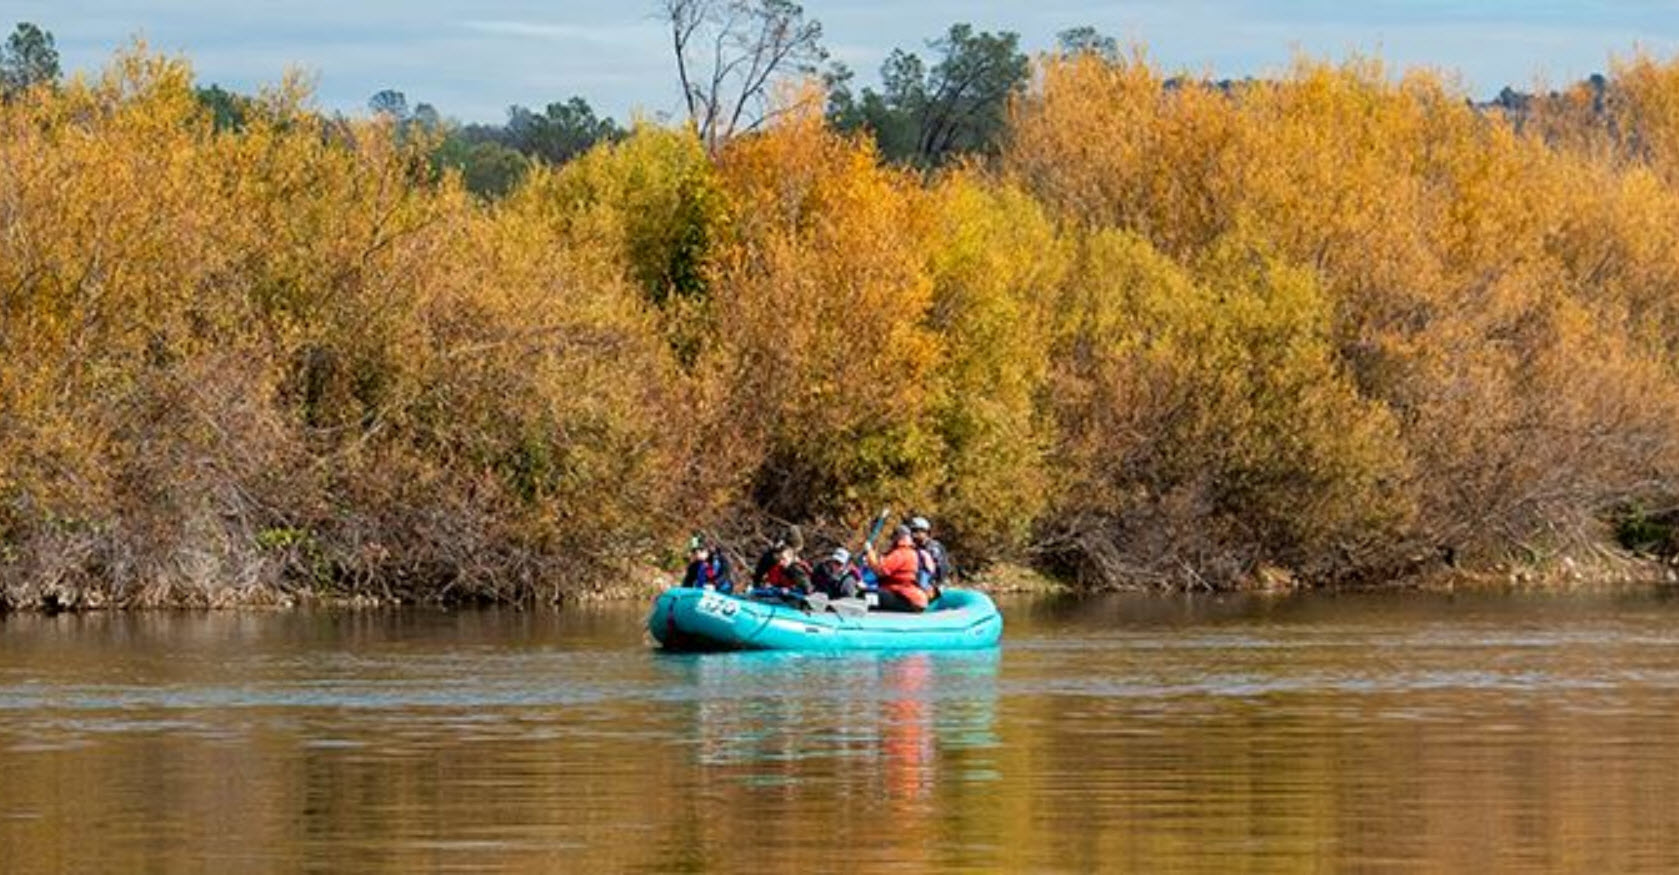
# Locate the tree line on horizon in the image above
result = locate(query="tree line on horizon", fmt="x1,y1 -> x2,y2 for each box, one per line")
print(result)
3,12 -> 1679,610
3,16 -> 1641,189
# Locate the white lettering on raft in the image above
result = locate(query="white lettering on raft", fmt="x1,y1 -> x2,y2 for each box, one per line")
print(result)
694,593 -> 739,619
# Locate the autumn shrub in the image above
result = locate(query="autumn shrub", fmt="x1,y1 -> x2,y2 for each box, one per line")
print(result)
919,173 -> 1065,561
1012,50 -> 1679,585
1039,229 -> 1411,587
699,112 -> 943,527
510,126 -> 741,533
518,126 -> 724,315
0,49 -> 683,608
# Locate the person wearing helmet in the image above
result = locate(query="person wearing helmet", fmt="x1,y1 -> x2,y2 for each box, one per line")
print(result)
864,525 -> 929,612
680,535 -> 734,594
908,515 -> 953,592
812,547 -> 862,599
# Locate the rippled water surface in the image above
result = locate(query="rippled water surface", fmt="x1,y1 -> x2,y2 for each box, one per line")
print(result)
6,589 -> 1679,872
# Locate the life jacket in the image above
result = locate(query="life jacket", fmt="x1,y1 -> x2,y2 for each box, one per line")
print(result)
765,559 -> 811,591
874,543 -> 930,610
877,544 -> 921,591
915,548 -> 937,590
688,556 -> 733,593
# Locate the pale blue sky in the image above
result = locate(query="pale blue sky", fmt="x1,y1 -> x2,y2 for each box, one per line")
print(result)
11,1 -> 1679,123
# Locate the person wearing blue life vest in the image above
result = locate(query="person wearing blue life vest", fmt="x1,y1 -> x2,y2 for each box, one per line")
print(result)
909,516 -> 953,593
680,535 -> 734,594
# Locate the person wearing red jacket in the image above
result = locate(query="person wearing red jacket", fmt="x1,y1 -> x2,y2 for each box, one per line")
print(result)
751,525 -> 812,600
865,525 -> 930,613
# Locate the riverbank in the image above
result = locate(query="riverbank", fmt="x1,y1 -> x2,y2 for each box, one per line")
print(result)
9,553 -> 1679,615
0,558 -> 1073,613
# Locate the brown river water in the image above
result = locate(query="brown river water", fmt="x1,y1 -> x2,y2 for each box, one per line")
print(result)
5,589 -> 1679,872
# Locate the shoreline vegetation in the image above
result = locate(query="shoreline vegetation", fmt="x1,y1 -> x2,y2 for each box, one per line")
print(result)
5,31 -> 1679,612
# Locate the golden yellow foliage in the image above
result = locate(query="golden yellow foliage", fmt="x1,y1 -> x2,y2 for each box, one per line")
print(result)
703,114 -> 941,523
1011,48 -> 1679,582
1042,229 -> 1409,584
0,47 -> 683,606
8,42 -> 1679,605
921,172 -> 1065,558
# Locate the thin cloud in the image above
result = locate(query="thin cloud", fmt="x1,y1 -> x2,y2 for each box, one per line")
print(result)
461,19 -> 653,46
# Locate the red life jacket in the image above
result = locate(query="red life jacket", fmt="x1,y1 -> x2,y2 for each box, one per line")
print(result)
766,559 -> 811,590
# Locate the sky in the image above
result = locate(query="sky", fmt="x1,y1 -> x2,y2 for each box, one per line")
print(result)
10,1 -> 1679,123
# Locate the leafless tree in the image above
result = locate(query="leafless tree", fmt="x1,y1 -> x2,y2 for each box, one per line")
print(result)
661,0 -> 827,152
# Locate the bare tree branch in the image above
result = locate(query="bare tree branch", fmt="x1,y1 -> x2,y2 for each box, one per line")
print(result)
665,0 -> 702,120
658,0 -> 827,152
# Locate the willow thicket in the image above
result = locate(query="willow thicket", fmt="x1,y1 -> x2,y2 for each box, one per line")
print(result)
3,48 -> 1678,608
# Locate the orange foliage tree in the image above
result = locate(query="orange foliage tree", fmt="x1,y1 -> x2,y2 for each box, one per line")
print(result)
703,109 -> 942,525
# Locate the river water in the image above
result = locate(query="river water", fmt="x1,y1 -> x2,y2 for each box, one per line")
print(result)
4,589 -> 1679,872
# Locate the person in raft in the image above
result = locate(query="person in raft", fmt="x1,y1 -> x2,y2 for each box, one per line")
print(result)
752,525 -> 813,600
680,535 -> 734,594
811,547 -> 863,599
908,516 -> 953,591
864,525 -> 931,613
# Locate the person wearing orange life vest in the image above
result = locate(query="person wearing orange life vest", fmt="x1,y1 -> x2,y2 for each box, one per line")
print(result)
864,525 -> 930,613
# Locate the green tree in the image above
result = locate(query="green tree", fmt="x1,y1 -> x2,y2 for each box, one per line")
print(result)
195,84 -> 249,132
367,88 -> 409,120
435,136 -> 529,198
829,23 -> 1028,166
1056,26 -> 1118,61
411,101 -> 443,131
0,22 -> 60,94
503,97 -> 624,164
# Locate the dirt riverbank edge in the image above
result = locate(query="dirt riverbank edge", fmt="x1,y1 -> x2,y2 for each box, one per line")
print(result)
4,552 -> 1677,614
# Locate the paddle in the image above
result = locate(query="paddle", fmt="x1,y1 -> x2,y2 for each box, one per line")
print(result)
825,596 -> 870,618
857,506 -> 891,563
855,506 -> 892,610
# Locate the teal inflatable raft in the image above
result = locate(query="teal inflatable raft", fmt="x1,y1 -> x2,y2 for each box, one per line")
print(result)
647,587 -> 1003,652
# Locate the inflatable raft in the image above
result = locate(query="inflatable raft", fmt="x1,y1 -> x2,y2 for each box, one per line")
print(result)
647,587 -> 1003,652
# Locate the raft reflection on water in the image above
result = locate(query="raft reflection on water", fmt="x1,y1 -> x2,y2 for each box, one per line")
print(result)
661,649 -> 1001,809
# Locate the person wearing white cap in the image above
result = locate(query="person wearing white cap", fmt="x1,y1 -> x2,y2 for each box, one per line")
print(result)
812,547 -> 861,599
